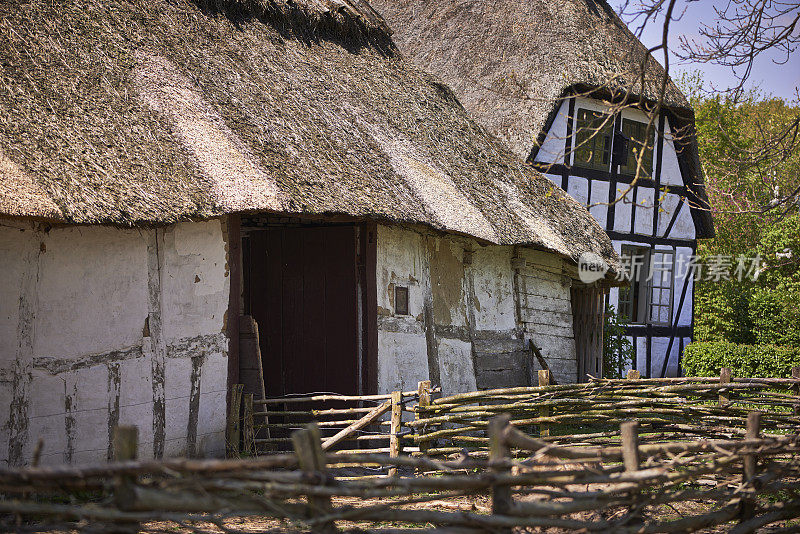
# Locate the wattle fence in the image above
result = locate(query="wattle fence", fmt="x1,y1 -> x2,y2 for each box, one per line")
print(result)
3,370 -> 800,532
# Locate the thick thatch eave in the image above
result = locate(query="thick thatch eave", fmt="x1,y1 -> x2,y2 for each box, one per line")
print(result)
371,0 -> 714,238
0,0 -> 620,276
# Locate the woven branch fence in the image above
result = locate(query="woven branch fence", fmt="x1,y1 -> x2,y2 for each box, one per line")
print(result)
4,371 -> 800,532
2,410 -> 800,532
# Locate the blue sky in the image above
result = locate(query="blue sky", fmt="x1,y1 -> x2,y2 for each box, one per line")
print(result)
612,1 -> 800,102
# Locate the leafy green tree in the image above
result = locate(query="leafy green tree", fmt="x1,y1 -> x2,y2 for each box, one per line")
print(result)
680,75 -> 800,349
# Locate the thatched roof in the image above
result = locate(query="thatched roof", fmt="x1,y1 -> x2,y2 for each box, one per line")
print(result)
370,0 -> 714,238
0,0 -> 620,273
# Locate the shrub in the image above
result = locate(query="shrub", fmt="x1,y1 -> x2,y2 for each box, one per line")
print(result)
603,304 -> 635,379
683,341 -> 800,378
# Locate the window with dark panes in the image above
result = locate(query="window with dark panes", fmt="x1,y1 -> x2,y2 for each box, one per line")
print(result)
395,286 -> 409,315
620,118 -> 654,177
574,108 -> 613,170
617,245 -> 674,325
618,245 -> 650,324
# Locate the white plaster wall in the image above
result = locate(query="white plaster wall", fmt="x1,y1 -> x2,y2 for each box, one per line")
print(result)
0,219 -> 230,466
544,173 -> 562,189
633,187 -> 655,236
375,225 -> 431,394
376,225 -> 580,395
660,119 -> 684,186
35,226 -> 149,359
567,176 -> 589,206
613,189 -> 634,233
535,99 -> 569,165
588,180 -> 609,227
674,247 -> 694,328
469,247 -> 516,332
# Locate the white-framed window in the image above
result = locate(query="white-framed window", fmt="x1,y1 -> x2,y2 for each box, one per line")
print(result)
618,245 -> 674,325
648,249 -> 675,325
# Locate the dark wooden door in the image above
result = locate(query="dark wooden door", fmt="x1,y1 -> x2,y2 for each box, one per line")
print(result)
571,286 -> 605,382
249,226 -> 360,397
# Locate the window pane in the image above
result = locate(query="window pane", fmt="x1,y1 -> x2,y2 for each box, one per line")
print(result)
648,250 -> 674,325
575,109 -> 613,171
620,118 -> 653,177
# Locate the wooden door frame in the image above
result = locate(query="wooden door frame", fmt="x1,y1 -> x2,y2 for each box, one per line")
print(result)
226,213 -> 242,413
360,222 -> 378,395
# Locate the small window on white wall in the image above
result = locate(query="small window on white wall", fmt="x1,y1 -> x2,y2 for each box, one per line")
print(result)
395,286 -> 409,316
618,246 -> 674,325
648,250 -> 674,325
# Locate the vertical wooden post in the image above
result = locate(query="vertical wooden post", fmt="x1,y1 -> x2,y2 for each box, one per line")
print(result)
112,425 -> 140,520
744,412 -> 761,480
626,369 -> 640,380
620,421 -> 640,472
243,393 -> 255,456
292,423 -> 338,533
416,380 -> 432,458
389,390 -> 403,477
741,412 -> 761,522
719,367 -> 731,406
226,384 -> 244,457
792,367 -> 800,416
538,370 -> 551,438
488,414 -> 512,527
113,426 -> 139,462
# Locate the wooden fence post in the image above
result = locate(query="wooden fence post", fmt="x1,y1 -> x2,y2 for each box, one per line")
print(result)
488,414 -> 512,529
112,425 -> 140,524
719,367 -> 731,406
626,369 -> 640,380
792,367 -> 800,416
226,383 -> 244,457
389,390 -> 403,477
620,420 -> 640,472
243,393 -> 254,456
416,380 -> 432,458
744,411 -> 761,480
292,423 -> 338,533
538,370 -> 550,438
741,411 -> 761,522
113,426 -> 138,462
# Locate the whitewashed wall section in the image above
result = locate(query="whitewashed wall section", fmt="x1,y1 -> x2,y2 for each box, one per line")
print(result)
375,225 -> 578,395
0,219 -> 230,466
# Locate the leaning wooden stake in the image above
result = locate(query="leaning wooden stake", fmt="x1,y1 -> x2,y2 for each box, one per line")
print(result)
292,423 -> 338,533
538,370 -> 551,437
792,367 -> 800,417
227,383 -> 244,457
719,367 -> 731,406
488,413 -> 512,532
243,393 -> 255,456
389,390 -> 403,477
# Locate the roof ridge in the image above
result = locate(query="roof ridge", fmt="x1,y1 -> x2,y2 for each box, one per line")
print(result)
197,0 -> 393,46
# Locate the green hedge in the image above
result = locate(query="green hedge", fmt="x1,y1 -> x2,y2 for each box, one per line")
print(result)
683,341 -> 800,378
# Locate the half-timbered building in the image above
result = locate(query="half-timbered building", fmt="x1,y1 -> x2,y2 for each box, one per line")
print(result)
0,0 -> 618,465
373,0 -> 715,378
